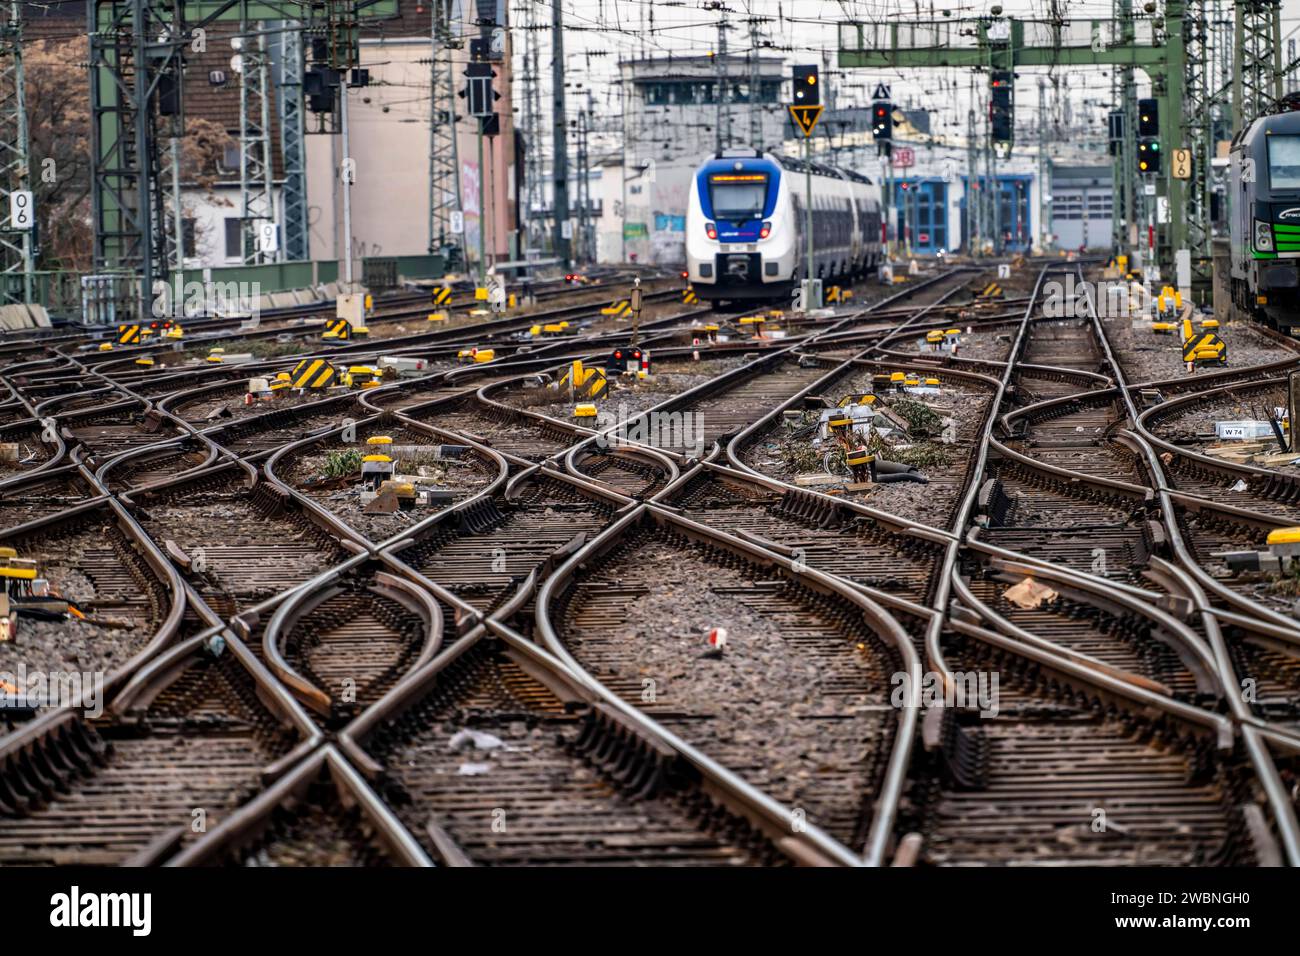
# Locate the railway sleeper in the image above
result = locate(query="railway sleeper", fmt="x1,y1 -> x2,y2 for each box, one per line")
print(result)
772,488 -> 843,529
921,706 -> 990,790
0,717 -> 108,817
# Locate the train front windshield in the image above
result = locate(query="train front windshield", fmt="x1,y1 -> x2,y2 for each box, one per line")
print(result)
1268,134 -> 1300,191
709,175 -> 769,221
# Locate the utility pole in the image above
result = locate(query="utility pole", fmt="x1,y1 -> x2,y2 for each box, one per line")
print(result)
0,0 -> 33,304
715,9 -> 730,152
428,0 -> 464,268
166,136 -> 183,306
884,148 -> 894,258
1036,77 -> 1050,252
238,14 -> 276,264
131,0 -> 156,318
1122,54 -> 1139,260
576,101 -> 590,264
520,0 -> 545,253
477,119 -> 486,286
748,16 -> 763,148
1182,0 -> 1214,283
277,21 -> 308,261
1233,0 -> 1283,131
551,0 -> 570,267
985,76 -> 1001,254
1110,0 -> 1129,256
967,105 -> 980,255
339,71 -> 354,291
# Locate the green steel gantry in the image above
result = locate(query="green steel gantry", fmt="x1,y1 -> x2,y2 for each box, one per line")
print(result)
838,8 -> 1198,285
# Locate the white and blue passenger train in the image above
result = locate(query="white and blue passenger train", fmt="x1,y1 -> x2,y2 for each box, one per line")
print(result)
685,148 -> 883,307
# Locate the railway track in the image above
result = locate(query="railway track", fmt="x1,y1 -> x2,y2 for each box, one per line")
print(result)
909,627 -> 1261,865
0,633 -> 316,865
351,636 -> 794,866
3,261 -> 1297,869
540,520 -> 906,851
127,465 -> 350,623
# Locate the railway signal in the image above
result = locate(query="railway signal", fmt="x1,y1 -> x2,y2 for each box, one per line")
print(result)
792,65 -> 819,106
872,102 -> 893,141
1137,98 -> 1159,137
1136,97 -> 1161,175
789,64 -> 824,137
1137,139 -> 1161,174
990,71 -> 1013,145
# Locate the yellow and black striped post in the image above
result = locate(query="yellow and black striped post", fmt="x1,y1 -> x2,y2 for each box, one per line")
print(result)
432,286 -> 453,307
683,288 -> 699,305
290,358 -> 337,389
1182,331 -> 1226,367
323,318 -> 351,341
117,324 -> 142,345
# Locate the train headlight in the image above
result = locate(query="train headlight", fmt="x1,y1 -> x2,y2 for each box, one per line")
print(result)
759,221 -> 771,239
1255,220 -> 1275,252
706,222 -> 717,240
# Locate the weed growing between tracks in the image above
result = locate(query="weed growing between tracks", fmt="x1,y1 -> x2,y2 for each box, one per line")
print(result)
320,448 -> 363,480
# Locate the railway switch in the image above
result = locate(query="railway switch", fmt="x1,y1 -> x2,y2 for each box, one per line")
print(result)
1216,528 -> 1300,574
361,452 -> 396,488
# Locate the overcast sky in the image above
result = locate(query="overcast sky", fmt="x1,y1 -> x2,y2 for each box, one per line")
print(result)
523,0 -> 1300,148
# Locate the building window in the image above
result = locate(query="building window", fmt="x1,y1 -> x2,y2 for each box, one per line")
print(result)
221,138 -> 240,173
224,218 -> 242,258
1087,193 -> 1112,217
644,82 -> 672,105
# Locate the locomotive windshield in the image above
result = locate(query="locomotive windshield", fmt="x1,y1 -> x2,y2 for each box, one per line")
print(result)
708,174 -> 769,221
1268,134 -> 1300,191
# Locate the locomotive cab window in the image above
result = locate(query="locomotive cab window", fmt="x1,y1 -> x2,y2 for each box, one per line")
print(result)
1268,134 -> 1300,191
709,174 -> 768,221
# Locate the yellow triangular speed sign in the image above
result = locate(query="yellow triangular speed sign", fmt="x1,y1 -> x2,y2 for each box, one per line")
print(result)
789,104 -> 824,138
